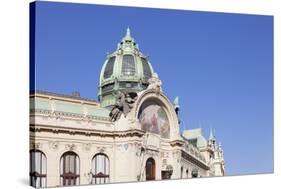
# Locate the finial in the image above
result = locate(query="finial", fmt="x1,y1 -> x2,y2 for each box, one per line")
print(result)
209,127 -> 215,140
173,96 -> 180,109
126,27 -> 131,37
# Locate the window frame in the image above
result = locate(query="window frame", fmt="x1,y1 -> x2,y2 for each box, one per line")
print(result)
91,153 -> 110,184
121,54 -> 136,76
60,151 -> 80,186
145,158 -> 156,180
141,57 -> 152,79
30,149 -> 47,188
103,56 -> 116,79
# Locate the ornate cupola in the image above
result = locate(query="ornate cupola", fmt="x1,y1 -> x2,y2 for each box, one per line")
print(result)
98,28 -> 154,107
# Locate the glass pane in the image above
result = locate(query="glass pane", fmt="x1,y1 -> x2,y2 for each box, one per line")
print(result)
92,157 -> 96,174
69,155 -> 75,173
105,157 -> 109,175
65,155 -> 69,172
141,58 -> 152,79
122,55 -> 135,76
41,177 -> 47,187
92,154 -> 110,184
35,177 -> 40,187
76,177 -> 79,185
35,151 -> 41,173
70,179 -> 74,186
31,177 -> 36,187
76,156 -> 79,174
41,153 -> 47,174
104,56 -> 115,79
31,152 -> 36,172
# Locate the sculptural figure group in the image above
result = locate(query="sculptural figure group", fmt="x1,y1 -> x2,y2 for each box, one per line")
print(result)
109,91 -> 138,122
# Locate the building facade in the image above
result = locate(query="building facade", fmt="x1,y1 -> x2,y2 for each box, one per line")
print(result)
30,29 -> 225,188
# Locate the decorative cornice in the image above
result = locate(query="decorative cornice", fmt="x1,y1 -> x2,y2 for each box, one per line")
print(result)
30,90 -> 98,104
181,150 -> 209,170
169,139 -> 185,147
30,124 -> 146,138
30,109 -> 110,122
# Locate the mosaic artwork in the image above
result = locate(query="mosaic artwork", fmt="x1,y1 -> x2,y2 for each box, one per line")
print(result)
138,101 -> 170,138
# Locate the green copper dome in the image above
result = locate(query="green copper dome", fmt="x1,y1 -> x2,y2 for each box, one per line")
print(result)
98,28 -> 154,107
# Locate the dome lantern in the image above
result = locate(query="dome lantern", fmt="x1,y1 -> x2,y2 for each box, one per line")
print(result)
98,28 -> 155,108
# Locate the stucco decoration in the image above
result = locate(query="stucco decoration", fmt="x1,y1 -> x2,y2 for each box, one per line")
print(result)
32,142 -> 42,150
83,143 -> 92,151
97,146 -> 106,153
65,144 -> 76,151
49,141 -> 59,150
109,91 -> 138,122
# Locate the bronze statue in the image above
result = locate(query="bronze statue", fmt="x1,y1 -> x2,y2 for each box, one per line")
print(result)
109,91 -> 138,122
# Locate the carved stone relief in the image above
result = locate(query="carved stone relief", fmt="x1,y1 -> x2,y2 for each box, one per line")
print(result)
97,146 -> 106,153
83,143 -> 92,151
65,144 -> 76,151
49,141 -> 59,150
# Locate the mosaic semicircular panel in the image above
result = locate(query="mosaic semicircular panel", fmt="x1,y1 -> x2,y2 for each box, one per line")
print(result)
138,101 -> 170,138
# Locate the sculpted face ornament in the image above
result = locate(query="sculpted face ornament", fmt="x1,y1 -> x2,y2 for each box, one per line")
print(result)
109,91 -> 138,122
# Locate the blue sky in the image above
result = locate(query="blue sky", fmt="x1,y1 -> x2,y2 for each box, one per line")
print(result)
32,1 -> 273,176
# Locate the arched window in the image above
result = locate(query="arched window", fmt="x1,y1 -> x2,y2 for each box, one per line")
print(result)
91,153 -> 110,184
30,150 -> 47,188
122,55 -> 135,76
186,169 -> 189,178
141,57 -> 152,79
103,56 -> 115,79
145,158 -> 156,180
180,166 -> 183,179
60,152 -> 80,186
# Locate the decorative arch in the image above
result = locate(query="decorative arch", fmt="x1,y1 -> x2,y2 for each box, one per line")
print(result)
132,89 -> 180,139
60,151 -> 80,186
91,153 -> 110,184
137,99 -> 170,138
30,149 -> 47,188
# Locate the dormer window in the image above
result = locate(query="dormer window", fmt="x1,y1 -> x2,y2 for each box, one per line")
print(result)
103,56 -> 115,79
141,57 -> 152,79
122,55 -> 135,76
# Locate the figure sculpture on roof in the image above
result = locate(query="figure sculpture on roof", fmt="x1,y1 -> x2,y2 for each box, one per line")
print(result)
109,91 -> 138,122
148,72 -> 162,94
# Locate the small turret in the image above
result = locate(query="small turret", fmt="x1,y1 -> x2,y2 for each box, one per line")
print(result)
208,128 -> 216,148
206,128 -> 225,176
